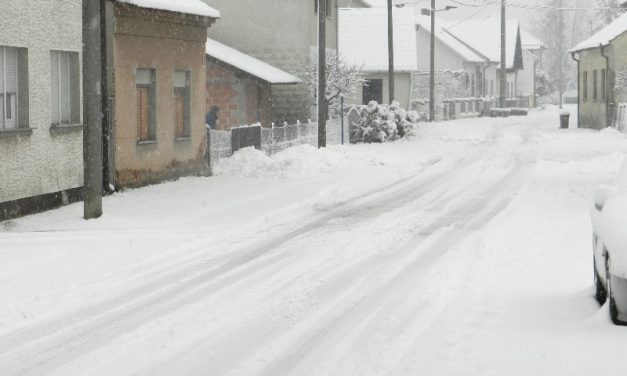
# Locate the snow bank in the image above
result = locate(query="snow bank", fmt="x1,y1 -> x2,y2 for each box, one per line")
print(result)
592,161 -> 627,278
213,145 -> 385,179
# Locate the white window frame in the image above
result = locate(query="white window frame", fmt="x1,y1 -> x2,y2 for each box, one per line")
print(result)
1,46 -> 19,130
50,50 -> 77,126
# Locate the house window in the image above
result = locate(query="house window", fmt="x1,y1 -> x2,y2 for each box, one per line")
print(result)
490,80 -> 494,96
173,70 -> 191,139
593,70 -> 598,101
471,74 -> 475,97
136,68 -> 156,142
601,69 -> 606,102
1,46 -> 28,130
363,79 -> 383,105
50,51 -> 80,126
583,71 -> 588,101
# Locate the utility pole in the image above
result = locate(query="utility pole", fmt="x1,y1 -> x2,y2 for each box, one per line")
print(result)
100,0 -> 112,193
499,0 -> 507,108
387,0 -> 395,104
318,0 -> 327,148
429,0 -> 435,122
82,0 -> 103,219
558,0 -> 564,109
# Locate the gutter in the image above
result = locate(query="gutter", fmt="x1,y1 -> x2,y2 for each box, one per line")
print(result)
601,44 -> 611,128
570,52 -> 580,128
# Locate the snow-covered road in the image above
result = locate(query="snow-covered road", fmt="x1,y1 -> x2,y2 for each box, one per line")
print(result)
2,107 -> 627,375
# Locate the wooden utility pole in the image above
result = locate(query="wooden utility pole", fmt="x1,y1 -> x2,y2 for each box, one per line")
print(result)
83,0 -> 103,219
318,0 -> 327,148
499,0 -> 507,108
429,0 -> 435,122
387,0 -> 395,104
558,0 -> 564,109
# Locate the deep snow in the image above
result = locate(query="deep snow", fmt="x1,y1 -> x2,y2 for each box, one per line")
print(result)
1,106 -> 627,375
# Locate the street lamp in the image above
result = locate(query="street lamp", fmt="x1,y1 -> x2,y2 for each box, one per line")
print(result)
421,3 -> 456,122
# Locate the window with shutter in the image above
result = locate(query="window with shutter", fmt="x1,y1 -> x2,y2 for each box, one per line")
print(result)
137,86 -> 150,141
136,68 -> 156,142
173,70 -> 190,139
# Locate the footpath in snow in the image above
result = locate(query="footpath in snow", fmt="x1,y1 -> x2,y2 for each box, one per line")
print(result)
1,106 -> 627,375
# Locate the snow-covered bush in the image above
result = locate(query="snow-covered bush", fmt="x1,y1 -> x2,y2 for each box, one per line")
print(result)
352,101 -> 418,143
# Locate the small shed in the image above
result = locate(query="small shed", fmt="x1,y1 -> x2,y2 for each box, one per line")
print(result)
205,38 -> 301,129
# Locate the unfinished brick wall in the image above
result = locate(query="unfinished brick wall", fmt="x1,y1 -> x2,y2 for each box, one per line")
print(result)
206,58 -> 273,129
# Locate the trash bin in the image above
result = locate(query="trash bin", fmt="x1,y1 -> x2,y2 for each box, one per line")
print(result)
560,110 -> 570,129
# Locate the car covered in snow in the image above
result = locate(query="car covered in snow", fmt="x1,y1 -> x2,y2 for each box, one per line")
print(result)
592,165 -> 627,325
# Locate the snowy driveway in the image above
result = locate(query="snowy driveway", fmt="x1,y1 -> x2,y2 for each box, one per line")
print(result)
2,107 -> 627,375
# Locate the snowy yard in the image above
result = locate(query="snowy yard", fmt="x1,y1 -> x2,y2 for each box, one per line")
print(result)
2,106 -> 627,375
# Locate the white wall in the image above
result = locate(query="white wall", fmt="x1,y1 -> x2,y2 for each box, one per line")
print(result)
0,0 -> 83,203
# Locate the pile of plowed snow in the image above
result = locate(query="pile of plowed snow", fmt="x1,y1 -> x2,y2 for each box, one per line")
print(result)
213,145 -> 385,178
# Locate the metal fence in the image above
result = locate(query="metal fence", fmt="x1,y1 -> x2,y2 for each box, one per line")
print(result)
209,117 -> 349,166
616,103 -> 627,132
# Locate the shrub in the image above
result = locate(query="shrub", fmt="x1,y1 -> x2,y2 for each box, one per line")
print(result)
352,101 -> 419,143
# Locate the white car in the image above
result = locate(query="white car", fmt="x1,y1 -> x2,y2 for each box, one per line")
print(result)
592,167 -> 627,325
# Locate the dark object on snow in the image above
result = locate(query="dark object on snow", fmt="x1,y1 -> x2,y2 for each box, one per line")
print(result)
510,108 -> 529,116
489,108 -> 510,118
560,112 -> 570,129
205,105 -> 219,129
231,125 -> 262,153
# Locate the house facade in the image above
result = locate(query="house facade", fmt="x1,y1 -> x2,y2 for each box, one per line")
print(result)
206,0 -> 339,124
339,7 -> 418,109
0,0 -> 84,220
570,13 -> 627,130
105,1 -> 219,188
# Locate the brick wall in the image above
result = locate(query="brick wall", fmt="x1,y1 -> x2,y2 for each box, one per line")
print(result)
206,58 -> 273,128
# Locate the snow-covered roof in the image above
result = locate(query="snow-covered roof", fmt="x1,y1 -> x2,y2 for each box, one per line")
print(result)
339,7 -> 418,72
415,15 -> 485,63
520,29 -> 545,51
206,38 -> 301,84
570,12 -> 627,52
444,19 -> 520,69
116,0 -> 220,18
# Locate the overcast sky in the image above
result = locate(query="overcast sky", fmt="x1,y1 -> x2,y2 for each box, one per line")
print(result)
363,0 -> 559,32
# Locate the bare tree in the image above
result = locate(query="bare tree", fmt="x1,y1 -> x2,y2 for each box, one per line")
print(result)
597,0 -> 626,25
293,51 -> 366,117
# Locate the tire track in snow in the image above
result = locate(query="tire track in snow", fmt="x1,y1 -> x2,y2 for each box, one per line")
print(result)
138,147 -> 535,376
0,145 -> 489,375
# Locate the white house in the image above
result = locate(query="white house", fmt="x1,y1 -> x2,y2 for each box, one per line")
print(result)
339,7 -> 418,109
443,18 -> 541,107
0,1 -> 84,220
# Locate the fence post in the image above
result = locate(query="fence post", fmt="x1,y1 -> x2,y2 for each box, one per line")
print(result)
340,95 -> 345,145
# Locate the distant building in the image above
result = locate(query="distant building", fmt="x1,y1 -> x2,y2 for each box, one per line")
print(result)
104,0 -> 219,188
339,9 -> 542,117
206,0 -> 339,124
0,0 -> 84,220
443,19 -> 529,107
339,7 -> 418,109
570,13 -> 627,130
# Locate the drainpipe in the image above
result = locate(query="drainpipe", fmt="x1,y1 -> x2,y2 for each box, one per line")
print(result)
601,44 -> 611,128
570,52 -> 580,128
